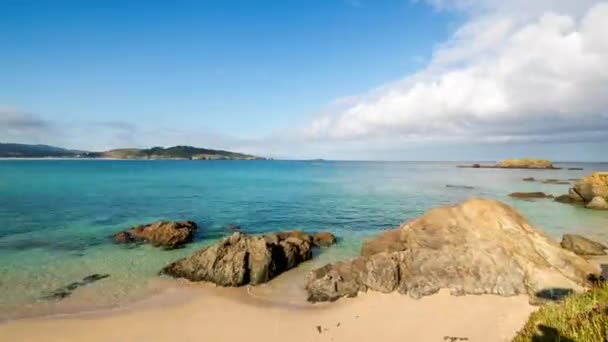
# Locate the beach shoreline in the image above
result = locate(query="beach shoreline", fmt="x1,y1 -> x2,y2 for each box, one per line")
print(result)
0,280 -> 537,342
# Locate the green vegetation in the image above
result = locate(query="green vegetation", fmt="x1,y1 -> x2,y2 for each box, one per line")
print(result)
88,145 -> 261,160
513,284 -> 608,342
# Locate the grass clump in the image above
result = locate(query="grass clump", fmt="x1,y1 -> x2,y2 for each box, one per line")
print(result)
513,284 -> 608,342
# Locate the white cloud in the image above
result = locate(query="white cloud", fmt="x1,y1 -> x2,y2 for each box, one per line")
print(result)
304,2 -> 608,145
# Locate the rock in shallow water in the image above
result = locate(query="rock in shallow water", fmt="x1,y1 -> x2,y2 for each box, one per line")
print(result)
509,192 -> 553,199
586,196 -> 608,210
42,274 -> 110,300
306,198 -> 600,303
112,220 -> 197,249
161,230 -> 335,286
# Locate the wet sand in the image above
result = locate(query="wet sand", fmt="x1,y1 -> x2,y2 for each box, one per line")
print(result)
0,283 -> 536,342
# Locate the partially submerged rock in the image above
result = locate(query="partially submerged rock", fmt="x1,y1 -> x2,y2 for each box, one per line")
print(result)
446,184 -> 474,189
112,220 -> 197,249
509,192 -> 553,199
306,198 -> 599,303
42,274 -> 110,300
161,230 -> 335,286
574,172 -> 608,202
542,179 -> 570,185
496,159 -> 555,169
523,177 -> 536,182
556,173 -> 608,210
561,234 -> 607,256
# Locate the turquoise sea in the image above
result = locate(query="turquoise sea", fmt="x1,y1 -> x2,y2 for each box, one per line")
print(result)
1,160 -> 607,320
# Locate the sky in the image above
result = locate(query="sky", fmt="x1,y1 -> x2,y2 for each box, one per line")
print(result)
1,0 -> 607,161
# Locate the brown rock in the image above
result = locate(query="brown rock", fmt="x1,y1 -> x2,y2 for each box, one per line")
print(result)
161,229 -> 335,286
522,177 -> 536,182
361,229 -> 407,257
112,220 -> 197,249
495,159 -> 555,169
508,192 -> 553,199
306,198 -> 600,303
542,179 -> 570,185
561,234 -> 607,256
573,172 -> 608,202
313,232 -> 337,247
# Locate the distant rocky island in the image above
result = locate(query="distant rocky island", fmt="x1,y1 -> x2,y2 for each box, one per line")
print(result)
459,158 -> 557,169
0,143 -> 263,160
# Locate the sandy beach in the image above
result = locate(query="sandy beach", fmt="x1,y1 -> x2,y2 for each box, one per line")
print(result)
0,283 -> 536,342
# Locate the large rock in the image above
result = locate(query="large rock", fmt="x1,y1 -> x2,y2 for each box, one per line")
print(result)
161,230 -> 334,286
306,198 -> 600,303
112,220 -> 197,249
561,234 -> 607,256
586,196 -> 608,210
574,172 -> 608,202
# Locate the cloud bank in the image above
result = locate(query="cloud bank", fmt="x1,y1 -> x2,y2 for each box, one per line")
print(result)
304,2 -> 608,146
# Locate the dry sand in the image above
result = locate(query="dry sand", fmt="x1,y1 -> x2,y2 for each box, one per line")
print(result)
0,284 -> 536,342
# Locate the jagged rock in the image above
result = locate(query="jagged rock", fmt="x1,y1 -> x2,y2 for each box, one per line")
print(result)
509,192 -> 553,199
161,230 -> 334,286
574,172 -> 608,202
306,198 -> 600,303
561,234 -> 607,256
586,196 -> 608,210
112,220 -> 197,249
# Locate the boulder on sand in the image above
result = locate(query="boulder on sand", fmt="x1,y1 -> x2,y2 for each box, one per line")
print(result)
112,220 -> 197,249
161,230 -> 335,286
561,234 -> 607,256
306,198 -> 600,303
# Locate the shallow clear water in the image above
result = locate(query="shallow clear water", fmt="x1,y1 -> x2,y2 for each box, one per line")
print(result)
1,160 -> 607,319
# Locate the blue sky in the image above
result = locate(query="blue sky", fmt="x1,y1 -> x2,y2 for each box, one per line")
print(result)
1,0 -> 607,160
1,1 -> 456,136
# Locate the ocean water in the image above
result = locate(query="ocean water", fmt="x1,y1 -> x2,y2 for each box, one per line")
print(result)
1,160 -> 607,319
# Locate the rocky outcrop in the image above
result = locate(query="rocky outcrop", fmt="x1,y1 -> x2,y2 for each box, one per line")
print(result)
460,159 -> 557,169
555,173 -> 608,210
561,234 -> 607,256
574,173 -> 608,202
112,220 -> 197,249
161,230 -> 335,286
306,198 -> 600,303
495,159 -> 555,169
509,192 -> 553,199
